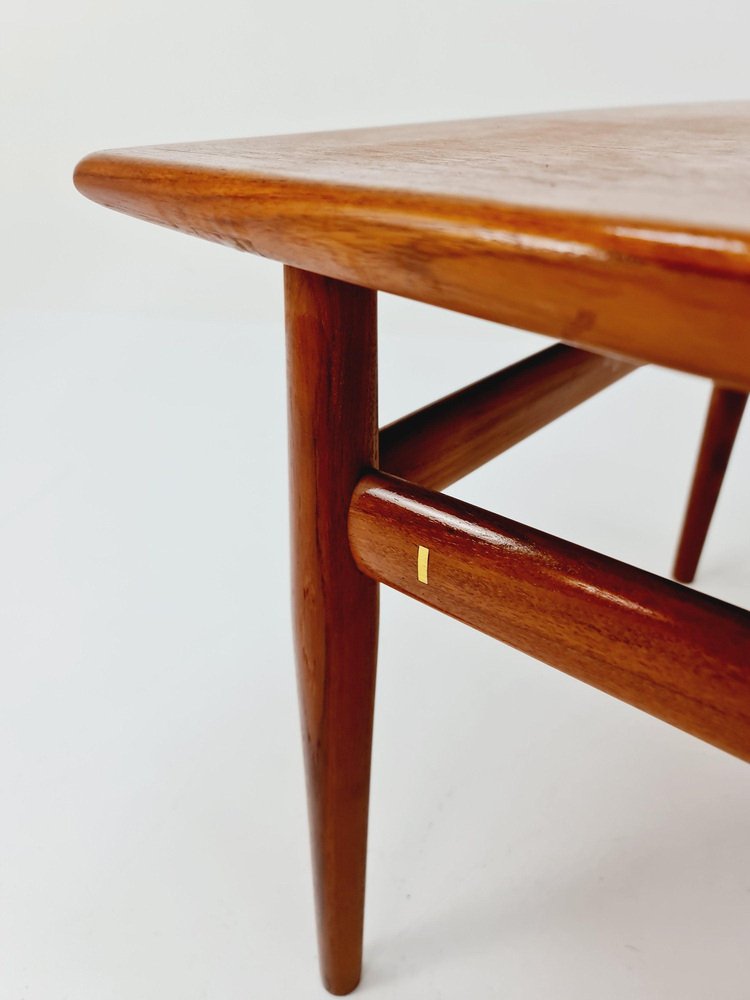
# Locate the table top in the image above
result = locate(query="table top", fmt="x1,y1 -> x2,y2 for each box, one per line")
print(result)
75,103 -> 750,389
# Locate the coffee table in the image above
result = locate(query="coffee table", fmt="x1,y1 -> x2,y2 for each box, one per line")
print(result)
75,103 -> 750,995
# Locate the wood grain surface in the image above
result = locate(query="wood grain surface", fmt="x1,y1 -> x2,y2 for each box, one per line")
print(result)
349,471 -> 750,763
285,268 -> 379,995
75,103 -> 750,387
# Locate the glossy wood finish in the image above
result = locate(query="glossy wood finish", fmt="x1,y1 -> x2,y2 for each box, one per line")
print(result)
349,471 -> 750,763
75,104 -> 750,389
285,267 -> 379,995
380,343 -> 634,490
75,106 -> 750,994
673,385 -> 748,583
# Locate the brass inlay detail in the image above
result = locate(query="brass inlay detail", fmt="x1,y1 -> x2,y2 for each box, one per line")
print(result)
417,545 -> 430,584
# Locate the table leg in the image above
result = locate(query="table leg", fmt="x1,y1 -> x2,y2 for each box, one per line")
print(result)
285,266 -> 379,994
673,384 -> 747,583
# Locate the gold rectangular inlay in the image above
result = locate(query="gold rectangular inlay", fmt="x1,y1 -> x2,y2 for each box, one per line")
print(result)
417,545 -> 430,584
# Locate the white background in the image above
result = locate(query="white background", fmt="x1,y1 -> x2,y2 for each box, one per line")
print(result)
2,2 -> 750,997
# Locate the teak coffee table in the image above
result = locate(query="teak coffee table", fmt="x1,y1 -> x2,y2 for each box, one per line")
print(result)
75,103 -> 750,995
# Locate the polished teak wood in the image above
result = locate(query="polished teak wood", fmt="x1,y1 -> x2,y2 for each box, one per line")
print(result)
75,104 -> 750,995
349,471 -> 750,762
673,385 -> 748,583
75,103 -> 750,389
285,268 -> 378,995
380,343 -> 634,490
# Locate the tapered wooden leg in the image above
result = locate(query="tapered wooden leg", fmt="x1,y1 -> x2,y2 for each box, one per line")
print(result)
285,266 -> 379,995
673,384 -> 747,583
